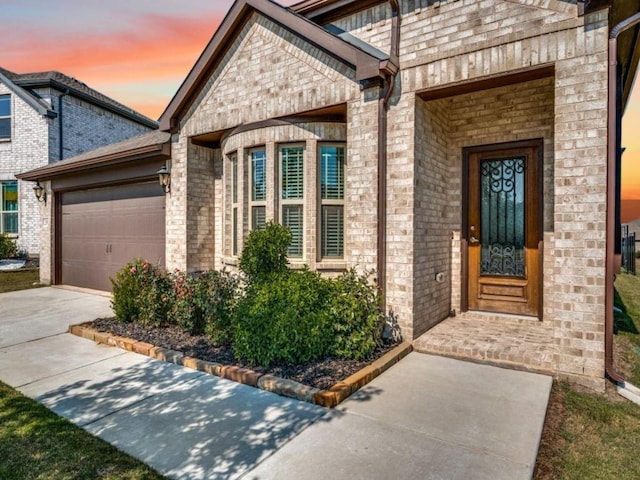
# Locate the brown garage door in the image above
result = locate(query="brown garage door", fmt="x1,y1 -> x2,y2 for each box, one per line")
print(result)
60,182 -> 165,291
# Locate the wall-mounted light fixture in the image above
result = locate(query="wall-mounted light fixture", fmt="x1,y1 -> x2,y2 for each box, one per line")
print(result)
157,166 -> 171,194
33,181 -> 46,204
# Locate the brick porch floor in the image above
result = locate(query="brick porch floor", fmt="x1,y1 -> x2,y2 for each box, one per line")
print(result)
413,311 -> 556,374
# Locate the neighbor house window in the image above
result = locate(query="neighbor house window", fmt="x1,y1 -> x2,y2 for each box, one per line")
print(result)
0,95 -> 10,140
1,181 -> 18,234
250,148 -> 267,230
230,153 -> 239,257
319,145 -> 344,258
280,145 -> 304,258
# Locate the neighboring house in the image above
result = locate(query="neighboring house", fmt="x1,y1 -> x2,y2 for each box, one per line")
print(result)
0,67 -> 157,255
19,0 -> 640,389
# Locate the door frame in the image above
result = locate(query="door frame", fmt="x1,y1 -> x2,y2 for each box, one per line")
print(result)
461,139 -> 544,320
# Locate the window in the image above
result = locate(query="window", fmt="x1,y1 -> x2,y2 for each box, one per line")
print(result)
0,95 -> 10,140
1,181 -> 18,234
280,145 -> 304,258
250,148 -> 267,230
319,145 -> 344,258
230,153 -> 239,257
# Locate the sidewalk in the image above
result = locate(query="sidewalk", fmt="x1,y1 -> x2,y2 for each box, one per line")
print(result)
0,288 -> 552,479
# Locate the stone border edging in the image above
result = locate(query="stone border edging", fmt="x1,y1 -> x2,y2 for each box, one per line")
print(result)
68,323 -> 412,408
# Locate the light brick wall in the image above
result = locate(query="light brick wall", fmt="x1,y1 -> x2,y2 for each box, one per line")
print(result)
45,89 -> 152,162
0,83 -> 50,255
413,95 -> 452,338
334,1 -> 608,383
173,11 -> 367,274
166,136 -> 188,272
170,1 -> 611,385
187,143 -> 216,272
181,13 -> 360,137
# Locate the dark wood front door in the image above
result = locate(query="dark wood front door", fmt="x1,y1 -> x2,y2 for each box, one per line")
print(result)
465,142 -> 541,317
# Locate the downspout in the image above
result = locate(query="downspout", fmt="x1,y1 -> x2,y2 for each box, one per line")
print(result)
58,90 -> 70,161
377,0 -> 400,306
605,12 -> 640,385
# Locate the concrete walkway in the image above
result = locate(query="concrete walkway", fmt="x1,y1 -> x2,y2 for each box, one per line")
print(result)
0,288 -> 552,480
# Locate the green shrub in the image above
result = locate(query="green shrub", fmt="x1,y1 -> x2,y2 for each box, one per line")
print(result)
238,221 -> 291,283
330,269 -> 385,360
110,260 -> 172,326
233,269 -> 334,367
0,234 -> 17,260
170,269 -> 240,344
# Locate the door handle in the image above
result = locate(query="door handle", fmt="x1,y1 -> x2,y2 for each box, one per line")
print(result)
469,236 -> 479,245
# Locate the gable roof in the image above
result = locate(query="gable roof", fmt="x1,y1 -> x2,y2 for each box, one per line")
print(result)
16,130 -> 171,182
159,0 -> 394,132
0,66 -> 157,129
0,69 -> 56,118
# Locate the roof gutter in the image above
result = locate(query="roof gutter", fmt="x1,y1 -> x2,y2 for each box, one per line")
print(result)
605,11 -> 640,386
377,0 -> 400,305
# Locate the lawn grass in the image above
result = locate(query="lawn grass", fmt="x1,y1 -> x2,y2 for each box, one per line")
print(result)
535,381 -> 640,480
0,381 -> 166,480
535,272 -> 640,479
0,270 -> 42,294
614,273 -> 640,385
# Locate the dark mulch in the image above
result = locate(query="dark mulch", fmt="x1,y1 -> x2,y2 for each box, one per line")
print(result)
89,317 -> 398,390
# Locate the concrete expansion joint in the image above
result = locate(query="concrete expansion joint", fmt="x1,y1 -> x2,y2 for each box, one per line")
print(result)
68,323 -> 413,408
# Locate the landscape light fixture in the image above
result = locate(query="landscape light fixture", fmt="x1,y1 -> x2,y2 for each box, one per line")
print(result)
157,166 -> 171,194
33,181 -> 46,204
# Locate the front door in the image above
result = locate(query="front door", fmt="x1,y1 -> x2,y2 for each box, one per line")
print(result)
465,142 -> 541,317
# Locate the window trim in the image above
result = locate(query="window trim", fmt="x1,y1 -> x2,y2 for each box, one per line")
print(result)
0,94 -> 11,142
249,147 -> 267,231
279,143 -> 305,259
318,143 -> 345,260
0,180 -> 19,236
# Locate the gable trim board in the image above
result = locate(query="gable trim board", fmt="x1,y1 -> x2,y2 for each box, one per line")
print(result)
159,0 -> 394,132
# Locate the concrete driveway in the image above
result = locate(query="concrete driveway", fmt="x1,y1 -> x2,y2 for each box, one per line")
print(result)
0,287 -> 552,480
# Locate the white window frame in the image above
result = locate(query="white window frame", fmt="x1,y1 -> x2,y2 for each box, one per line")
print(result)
0,95 -> 11,141
318,143 -> 345,260
279,144 -> 305,259
0,180 -> 19,236
249,147 -> 267,231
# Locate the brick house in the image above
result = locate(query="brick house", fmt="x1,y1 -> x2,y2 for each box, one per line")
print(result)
0,67 -> 157,255
19,0 -> 640,389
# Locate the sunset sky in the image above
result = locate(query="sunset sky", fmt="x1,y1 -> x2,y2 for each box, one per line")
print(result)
2,0 -> 639,221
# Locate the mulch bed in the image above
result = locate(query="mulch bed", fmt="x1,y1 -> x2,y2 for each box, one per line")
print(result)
89,317 -> 399,390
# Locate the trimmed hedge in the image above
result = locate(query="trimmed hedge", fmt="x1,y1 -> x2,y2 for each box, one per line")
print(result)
233,270 -> 335,367
110,225 -> 392,368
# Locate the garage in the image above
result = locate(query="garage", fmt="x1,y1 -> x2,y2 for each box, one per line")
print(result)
17,130 -> 171,291
60,182 -> 165,291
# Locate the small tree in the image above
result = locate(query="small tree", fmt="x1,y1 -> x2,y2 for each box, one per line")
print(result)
238,221 -> 291,283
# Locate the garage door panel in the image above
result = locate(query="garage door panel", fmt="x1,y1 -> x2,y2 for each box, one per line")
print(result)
60,183 -> 165,291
